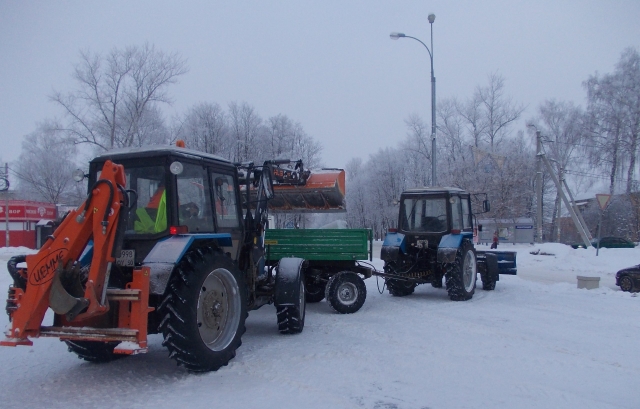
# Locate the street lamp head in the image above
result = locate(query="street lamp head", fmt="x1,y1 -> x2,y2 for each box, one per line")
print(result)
389,32 -> 406,40
428,13 -> 435,24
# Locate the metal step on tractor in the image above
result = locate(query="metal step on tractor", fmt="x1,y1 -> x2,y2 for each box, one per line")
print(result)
378,187 -> 517,301
2,143 -> 347,372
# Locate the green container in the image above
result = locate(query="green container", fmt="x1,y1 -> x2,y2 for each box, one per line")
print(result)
265,229 -> 372,262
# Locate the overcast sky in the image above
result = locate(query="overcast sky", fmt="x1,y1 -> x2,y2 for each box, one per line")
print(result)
1,0 -> 639,170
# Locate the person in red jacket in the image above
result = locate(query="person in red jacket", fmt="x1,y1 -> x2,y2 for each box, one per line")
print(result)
491,230 -> 499,249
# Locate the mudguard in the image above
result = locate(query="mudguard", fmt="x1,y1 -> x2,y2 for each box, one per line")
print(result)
381,232 -> 406,262
437,232 -> 473,264
274,257 -> 305,307
143,233 -> 232,295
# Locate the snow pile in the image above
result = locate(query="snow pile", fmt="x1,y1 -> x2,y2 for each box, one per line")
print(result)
0,243 -> 638,409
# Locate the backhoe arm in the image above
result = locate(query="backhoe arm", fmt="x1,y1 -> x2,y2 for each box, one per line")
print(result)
2,160 -> 127,345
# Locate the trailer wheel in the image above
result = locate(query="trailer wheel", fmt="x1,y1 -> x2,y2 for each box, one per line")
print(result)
325,271 -> 366,314
445,240 -> 477,301
386,279 -> 416,296
65,340 -> 124,363
158,247 -> 247,372
305,283 -> 326,303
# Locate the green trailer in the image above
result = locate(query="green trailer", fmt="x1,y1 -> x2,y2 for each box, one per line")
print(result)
265,228 -> 373,314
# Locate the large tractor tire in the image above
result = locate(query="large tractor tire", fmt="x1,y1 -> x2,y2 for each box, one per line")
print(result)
275,257 -> 306,334
65,340 -> 124,363
386,278 -> 417,296
158,247 -> 247,372
325,271 -> 367,314
445,240 -> 477,301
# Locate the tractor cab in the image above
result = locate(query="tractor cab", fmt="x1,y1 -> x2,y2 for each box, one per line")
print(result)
387,187 -> 485,257
88,146 -> 245,264
398,188 -> 474,245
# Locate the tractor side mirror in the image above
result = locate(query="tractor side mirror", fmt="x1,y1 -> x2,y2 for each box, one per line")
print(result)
478,224 -> 483,232
72,169 -> 87,182
483,200 -> 490,213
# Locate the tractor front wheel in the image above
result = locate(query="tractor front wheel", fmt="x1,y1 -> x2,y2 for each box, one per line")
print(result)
445,240 -> 477,301
481,271 -> 497,290
65,340 -> 124,363
158,248 -> 247,372
277,278 -> 306,334
305,283 -> 326,303
386,279 -> 416,296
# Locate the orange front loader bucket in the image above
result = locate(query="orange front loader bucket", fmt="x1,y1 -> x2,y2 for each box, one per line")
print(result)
2,160 -> 152,354
262,169 -> 346,213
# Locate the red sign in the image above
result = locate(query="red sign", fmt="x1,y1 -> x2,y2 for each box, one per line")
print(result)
0,200 -> 56,221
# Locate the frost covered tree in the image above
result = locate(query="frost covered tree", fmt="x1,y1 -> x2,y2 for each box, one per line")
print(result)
14,121 -> 79,204
52,43 -> 187,151
343,72 -> 531,236
584,47 -> 640,195
228,101 -> 265,163
176,102 -> 232,159
530,100 -> 586,240
400,113 -> 431,187
478,73 -> 526,150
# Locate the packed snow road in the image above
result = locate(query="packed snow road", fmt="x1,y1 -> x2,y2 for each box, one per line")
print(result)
1,243 -> 638,409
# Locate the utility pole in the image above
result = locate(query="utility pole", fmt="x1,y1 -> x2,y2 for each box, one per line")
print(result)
562,177 -> 592,241
3,163 -> 9,247
541,155 -> 591,248
555,166 -> 563,243
536,130 -> 543,243
429,13 -> 436,187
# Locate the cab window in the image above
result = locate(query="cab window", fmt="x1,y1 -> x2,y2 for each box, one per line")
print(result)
211,172 -> 240,228
176,164 -> 214,233
124,165 -> 167,234
462,196 -> 472,230
401,197 -> 447,233
451,196 -> 463,231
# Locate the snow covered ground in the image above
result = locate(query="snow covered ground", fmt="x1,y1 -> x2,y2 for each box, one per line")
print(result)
1,243 -> 638,409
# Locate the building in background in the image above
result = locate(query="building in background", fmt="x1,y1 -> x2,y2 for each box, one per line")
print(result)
477,218 -> 534,245
0,200 -> 57,248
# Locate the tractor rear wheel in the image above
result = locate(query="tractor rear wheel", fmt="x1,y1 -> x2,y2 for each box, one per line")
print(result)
325,271 -> 366,314
65,340 -> 123,363
445,240 -> 477,301
386,279 -> 416,296
158,247 -> 247,372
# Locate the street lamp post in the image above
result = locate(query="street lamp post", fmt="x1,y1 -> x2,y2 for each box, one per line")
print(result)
391,13 -> 437,186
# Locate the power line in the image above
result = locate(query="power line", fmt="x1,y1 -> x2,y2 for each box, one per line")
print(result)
551,140 -> 604,150
564,169 -> 631,183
